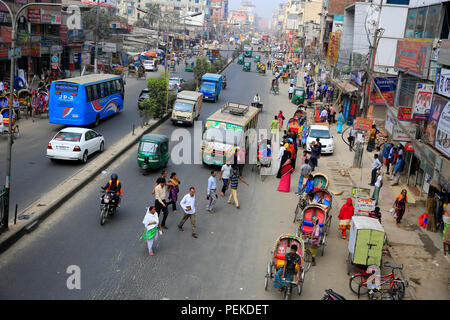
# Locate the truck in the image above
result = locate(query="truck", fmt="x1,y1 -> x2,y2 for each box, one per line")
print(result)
199,73 -> 223,102
171,91 -> 203,126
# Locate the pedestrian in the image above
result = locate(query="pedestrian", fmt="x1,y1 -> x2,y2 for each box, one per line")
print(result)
366,124 -> 379,152
219,162 -> 232,197
152,170 -> 168,194
369,154 -> 382,186
296,158 -> 312,195
154,178 -> 169,229
375,146 -> 382,163
393,189 -> 409,226
301,124 -> 308,149
391,154 -> 405,186
369,207 -> 382,223
338,198 -> 354,239
299,174 -> 314,194
288,84 -> 294,100
301,150 -> 309,165
320,107 -> 328,123
166,172 -> 180,213
372,170 -> 383,205
277,151 -> 293,192
382,142 -> 392,172
315,138 -> 322,157
227,167 -> 249,209
309,141 -> 318,171
270,115 -> 279,140
348,127 -> 356,151
178,187 -> 198,238
206,171 -> 218,214
336,109 -> 344,133
142,205 -> 162,256
277,141 -> 286,169
277,110 -> 285,130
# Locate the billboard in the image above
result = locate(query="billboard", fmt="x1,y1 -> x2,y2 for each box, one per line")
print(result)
327,32 -> 340,66
332,14 -> 344,33
412,83 -> 434,120
428,95 -> 450,158
394,40 -> 432,78
435,67 -> 450,99
81,0 -> 116,8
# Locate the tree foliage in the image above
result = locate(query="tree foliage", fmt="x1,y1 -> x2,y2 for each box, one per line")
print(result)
81,7 -> 125,40
193,57 -> 211,86
139,74 -> 170,120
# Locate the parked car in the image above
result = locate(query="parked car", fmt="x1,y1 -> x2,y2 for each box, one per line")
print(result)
306,124 -> 334,154
143,60 -> 157,72
47,127 -> 105,163
138,88 -> 149,110
169,77 -> 185,92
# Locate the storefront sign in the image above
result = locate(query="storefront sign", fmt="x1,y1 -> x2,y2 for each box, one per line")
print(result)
370,91 -> 394,106
394,40 -> 432,78
327,32 -> 340,67
428,95 -> 450,158
31,43 -> 40,57
51,45 -> 63,54
102,42 -> 116,53
397,106 -> 413,121
27,8 -> 41,23
40,11 -> 61,25
354,197 -> 376,216
354,118 -> 373,131
435,67 -> 450,99
40,46 -> 50,55
332,14 -> 344,33
412,83 -> 434,120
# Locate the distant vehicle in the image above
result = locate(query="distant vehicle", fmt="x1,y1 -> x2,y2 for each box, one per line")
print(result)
306,125 -> 334,154
171,91 -> 203,126
169,77 -> 185,92
49,74 -> 124,127
138,88 -> 149,110
243,45 -> 253,57
143,60 -> 157,72
251,38 -> 259,45
199,73 -> 223,102
47,127 -> 105,163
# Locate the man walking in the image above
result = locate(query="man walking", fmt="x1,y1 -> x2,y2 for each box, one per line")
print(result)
154,178 -> 169,229
296,158 -> 312,195
206,171 -> 218,214
369,154 -> 382,186
391,154 -> 405,186
288,84 -> 294,100
227,167 -> 250,209
219,162 -> 232,197
178,187 -> 198,238
348,127 -> 357,151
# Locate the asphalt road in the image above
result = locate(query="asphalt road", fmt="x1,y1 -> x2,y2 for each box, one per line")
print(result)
0,59 -> 200,217
0,51 -> 360,300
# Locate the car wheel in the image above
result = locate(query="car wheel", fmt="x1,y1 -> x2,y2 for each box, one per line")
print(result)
81,151 -> 88,164
99,141 -> 104,153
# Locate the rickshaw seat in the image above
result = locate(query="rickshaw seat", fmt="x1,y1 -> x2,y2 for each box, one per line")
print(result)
301,220 -> 324,233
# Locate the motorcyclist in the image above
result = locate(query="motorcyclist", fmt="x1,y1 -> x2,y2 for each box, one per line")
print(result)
103,173 -> 123,207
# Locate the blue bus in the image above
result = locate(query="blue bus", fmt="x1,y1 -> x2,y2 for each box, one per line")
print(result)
49,74 -> 124,126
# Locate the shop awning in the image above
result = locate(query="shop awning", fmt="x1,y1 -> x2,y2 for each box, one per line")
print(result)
332,79 -> 359,94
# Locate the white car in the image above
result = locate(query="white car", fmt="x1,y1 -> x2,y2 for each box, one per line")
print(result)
47,127 -> 105,163
306,125 -> 334,154
143,60 -> 157,72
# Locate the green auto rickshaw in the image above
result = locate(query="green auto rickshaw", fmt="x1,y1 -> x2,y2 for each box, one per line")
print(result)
282,63 -> 289,71
185,59 -> 194,72
291,87 -> 305,104
254,55 -> 261,63
238,55 -> 244,65
243,61 -> 251,72
137,134 -> 170,173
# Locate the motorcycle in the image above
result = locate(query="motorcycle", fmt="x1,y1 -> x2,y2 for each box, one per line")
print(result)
100,188 -> 119,225
222,79 -> 227,89
321,289 -> 346,300
251,101 -> 263,110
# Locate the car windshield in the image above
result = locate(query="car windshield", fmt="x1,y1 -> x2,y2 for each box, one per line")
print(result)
174,101 -> 193,112
200,83 -> 215,92
139,141 -> 158,153
309,129 -> 331,139
54,131 -> 82,142
203,128 -> 242,145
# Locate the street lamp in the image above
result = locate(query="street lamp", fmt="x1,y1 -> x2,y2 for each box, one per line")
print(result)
0,0 -> 62,229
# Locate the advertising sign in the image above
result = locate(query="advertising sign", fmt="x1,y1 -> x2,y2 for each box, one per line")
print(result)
386,108 -> 416,141
351,71 -> 362,87
81,0 -> 117,8
327,32 -> 340,67
332,14 -> 344,33
412,83 -> 434,120
27,8 -> 41,23
397,106 -> 413,121
102,42 -> 116,53
394,40 -> 432,78
354,197 -> 376,216
435,67 -> 450,99
428,95 -> 450,158
370,91 -> 395,106
352,187 -> 371,199
354,118 -> 373,131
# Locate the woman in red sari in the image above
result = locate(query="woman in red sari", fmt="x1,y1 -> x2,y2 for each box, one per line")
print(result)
277,151 -> 293,192
277,110 -> 285,130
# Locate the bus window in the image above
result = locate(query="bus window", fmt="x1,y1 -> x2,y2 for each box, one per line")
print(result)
92,85 -> 99,100
103,82 -> 110,97
86,85 -> 93,102
109,81 -> 116,94
99,83 -> 105,98
116,79 -> 123,93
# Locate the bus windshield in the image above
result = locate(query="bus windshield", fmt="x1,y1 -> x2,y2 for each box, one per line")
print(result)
203,128 -> 242,146
174,101 -> 194,113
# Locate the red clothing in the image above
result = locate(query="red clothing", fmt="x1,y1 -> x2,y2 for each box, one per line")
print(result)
338,198 -> 354,220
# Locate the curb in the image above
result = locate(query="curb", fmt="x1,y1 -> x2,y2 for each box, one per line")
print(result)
0,113 -> 170,255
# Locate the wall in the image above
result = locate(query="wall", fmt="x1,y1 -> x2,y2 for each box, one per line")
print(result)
328,0 -> 358,15
338,5 -> 355,67
302,0 -> 322,25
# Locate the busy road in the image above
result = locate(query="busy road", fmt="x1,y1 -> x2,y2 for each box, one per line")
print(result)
0,52 -> 359,300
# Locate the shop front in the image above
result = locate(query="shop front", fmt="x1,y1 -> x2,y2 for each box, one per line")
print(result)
331,79 -> 360,125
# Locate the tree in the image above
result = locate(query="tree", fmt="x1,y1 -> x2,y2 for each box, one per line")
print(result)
193,57 -> 211,87
139,74 -> 177,121
82,7 -> 125,40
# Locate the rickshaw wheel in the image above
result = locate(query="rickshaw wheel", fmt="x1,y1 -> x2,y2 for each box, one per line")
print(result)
303,248 -> 312,272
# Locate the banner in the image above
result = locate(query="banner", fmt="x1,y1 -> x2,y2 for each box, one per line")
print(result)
327,32 -> 340,67
352,187 -> 371,199
27,8 -> 41,23
429,95 -> 450,158
354,197 -> 376,216
394,40 -> 432,78
435,67 -> 450,99
397,106 -> 413,121
81,0 -> 117,8
370,91 -> 394,106
412,83 -> 434,120
354,117 -> 373,131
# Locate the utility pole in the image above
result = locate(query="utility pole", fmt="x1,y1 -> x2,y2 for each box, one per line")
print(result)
94,0 -> 101,73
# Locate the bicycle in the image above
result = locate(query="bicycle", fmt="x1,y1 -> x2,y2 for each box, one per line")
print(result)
349,263 -> 407,300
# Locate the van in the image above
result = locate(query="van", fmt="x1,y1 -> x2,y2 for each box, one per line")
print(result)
171,91 -> 203,126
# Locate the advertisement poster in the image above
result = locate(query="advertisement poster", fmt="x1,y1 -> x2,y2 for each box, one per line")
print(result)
412,83 -> 434,119
81,0 -> 117,8
397,106 -> 413,121
394,40 -> 432,78
332,14 -> 344,33
427,94 -> 450,158
352,187 -> 371,199
354,118 -> 373,131
354,197 -> 376,216
327,32 -> 340,66
435,67 -> 450,99
370,77 -> 397,106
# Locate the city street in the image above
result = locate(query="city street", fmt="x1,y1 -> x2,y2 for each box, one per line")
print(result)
0,54 -> 366,300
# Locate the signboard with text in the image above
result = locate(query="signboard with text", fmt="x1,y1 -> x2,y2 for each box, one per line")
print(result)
354,118 -> 373,131
327,32 -> 340,67
428,95 -> 450,158
397,106 -> 413,121
394,40 -> 432,78
81,0 -> 117,8
435,67 -> 450,99
354,197 -> 376,216
412,83 -> 434,120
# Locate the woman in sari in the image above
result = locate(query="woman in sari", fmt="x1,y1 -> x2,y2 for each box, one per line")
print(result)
166,172 -> 180,213
277,151 -> 293,193
277,110 -> 285,130
142,206 -> 162,256
336,110 -> 344,133
393,189 -> 409,226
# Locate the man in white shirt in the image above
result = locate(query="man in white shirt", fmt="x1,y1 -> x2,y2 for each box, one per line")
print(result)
154,178 -> 169,229
253,93 -> 261,108
219,162 -> 232,196
372,170 -> 383,205
277,142 -> 286,169
369,154 -> 382,186
178,187 -> 198,238
288,85 -> 294,100
320,108 -> 328,122
206,171 -> 218,214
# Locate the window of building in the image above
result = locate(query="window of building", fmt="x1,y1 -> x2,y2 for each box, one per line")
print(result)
404,4 -> 443,39
414,6 -> 427,38
424,5 -> 441,39
386,0 -> 409,4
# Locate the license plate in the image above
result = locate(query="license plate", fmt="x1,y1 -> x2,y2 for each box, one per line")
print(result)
177,121 -> 183,124
56,146 -> 69,150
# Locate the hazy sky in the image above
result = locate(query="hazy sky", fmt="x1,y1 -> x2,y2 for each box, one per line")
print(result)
229,0 -> 285,22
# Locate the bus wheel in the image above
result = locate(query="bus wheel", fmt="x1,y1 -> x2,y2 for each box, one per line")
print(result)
94,114 -> 100,127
